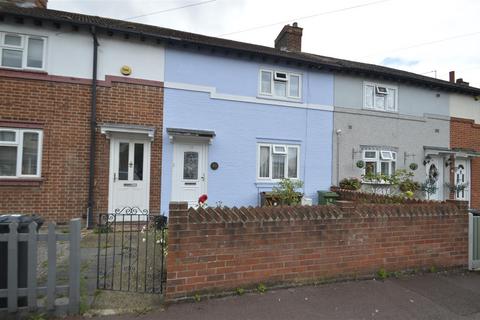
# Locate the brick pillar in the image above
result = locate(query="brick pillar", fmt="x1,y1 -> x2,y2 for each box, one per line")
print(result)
165,202 -> 188,301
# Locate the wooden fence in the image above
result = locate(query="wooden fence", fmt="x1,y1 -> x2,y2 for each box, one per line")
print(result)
0,218 -> 81,315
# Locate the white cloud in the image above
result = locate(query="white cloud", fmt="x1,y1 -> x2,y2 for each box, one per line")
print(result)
48,0 -> 480,87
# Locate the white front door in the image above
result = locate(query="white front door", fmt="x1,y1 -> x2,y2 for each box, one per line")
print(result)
455,159 -> 470,202
109,138 -> 151,214
425,157 -> 444,200
171,141 -> 208,207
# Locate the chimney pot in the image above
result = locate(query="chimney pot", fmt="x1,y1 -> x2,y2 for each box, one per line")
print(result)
274,22 -> 303,52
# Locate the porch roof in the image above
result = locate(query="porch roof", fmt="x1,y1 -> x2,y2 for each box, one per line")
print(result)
423,146 -> 480,158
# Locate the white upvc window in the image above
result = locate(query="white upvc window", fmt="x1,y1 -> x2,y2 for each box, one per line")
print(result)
364,82 -> 398,112
0,128 -> 43,178
362,149 -> 396,177
0,32 -> 47,70
259,69 -> 302,99
257,143 -> 300,181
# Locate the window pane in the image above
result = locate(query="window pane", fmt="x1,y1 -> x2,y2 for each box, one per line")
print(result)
183,151 -> 198,180
386,88 -> 396,110
391,161 -> 396,175
133,143 -> 144,181
118,142 -> 129,180
0,146 -> 17,176
364,151 -> 376,159
259,146 -> 270,178
260,71 -> 272,94
381,162 -> 390,176
21,132 -> 38,175
274,80 -> 287,97
0,131 -> 16,142
27,38 -> 44,68
272,154 -> 286,179
365,161 -> 376,175
289,75 -> 300,97
4,34 -> 21,47
365,85 -> 374,108
375,94 -> 385,109
2,49 -> 22,68
287,147 -> 298,178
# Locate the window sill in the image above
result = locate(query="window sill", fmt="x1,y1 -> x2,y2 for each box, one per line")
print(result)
0,66 -> 47,74
361,180 -> 392,185
0,178 -> 44,187
257,94 -> 302,103
362,107 -> 398,114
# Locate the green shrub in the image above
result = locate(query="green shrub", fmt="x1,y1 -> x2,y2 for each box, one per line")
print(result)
272,178 -> 304,205
339,177 -> 361,190
399,179 -> 420,193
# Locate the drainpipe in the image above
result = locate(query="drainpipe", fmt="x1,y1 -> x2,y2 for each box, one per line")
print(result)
87,26 -> 99,229
335,129 -> 342,185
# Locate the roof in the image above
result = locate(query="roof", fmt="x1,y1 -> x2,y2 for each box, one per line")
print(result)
1,3 -> 480,95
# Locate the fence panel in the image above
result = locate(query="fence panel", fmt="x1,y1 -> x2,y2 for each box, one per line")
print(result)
0,218 -> 81,316
470,212 -> 480,270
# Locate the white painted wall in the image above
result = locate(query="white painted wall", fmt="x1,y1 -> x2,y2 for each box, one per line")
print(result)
450,93 -> 480,123
1,18 -> 165,81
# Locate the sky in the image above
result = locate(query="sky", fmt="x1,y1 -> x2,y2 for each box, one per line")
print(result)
48,0 -> 480,88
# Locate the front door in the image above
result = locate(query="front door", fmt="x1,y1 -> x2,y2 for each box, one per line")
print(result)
455,159 -> 469,202
171,141 -> 208,207
109,138 -> 151,214
425,157 -> 444,200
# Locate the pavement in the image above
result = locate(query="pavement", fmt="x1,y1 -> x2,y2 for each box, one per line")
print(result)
74,271 -> 480,320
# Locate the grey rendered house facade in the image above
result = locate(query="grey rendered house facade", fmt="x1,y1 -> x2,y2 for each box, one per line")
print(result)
333,74 -> 452,201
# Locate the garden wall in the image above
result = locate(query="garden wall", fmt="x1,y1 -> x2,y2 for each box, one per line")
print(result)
166,201 -> 468,301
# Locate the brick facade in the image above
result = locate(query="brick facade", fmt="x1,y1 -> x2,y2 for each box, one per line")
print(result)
0,70 -> 163,222
166,201 -> 468,301
450,117 -> 480,209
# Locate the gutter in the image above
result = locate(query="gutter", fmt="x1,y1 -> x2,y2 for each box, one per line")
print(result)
87,26 -> 98,229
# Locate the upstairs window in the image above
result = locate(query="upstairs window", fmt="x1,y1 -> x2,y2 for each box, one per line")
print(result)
259,69 -> 302,99
258,143 -> 299,181
0,32 -> 46,70
364,82 -> 397,112
0,128 -> 43,178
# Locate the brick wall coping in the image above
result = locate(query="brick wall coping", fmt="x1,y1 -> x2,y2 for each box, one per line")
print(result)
174,201 -> 463,224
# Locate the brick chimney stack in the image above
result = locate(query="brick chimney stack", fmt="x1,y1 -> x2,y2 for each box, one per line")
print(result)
449,71 -> 455,83
275,22 -> 303,52
2,0 -> 47,8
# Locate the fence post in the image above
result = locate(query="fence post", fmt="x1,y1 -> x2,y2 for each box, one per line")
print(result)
7,222 -> 18,313
68,219 -> 81,315
469,212 -> 474,270
46,222 -> 56,310
28,221 -> 38,312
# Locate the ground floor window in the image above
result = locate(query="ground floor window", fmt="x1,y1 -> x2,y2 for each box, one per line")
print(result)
363,149 -> 396,177
0,128 -> 42,178
258,143 -> 299,181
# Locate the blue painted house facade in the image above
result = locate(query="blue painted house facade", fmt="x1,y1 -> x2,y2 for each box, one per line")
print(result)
161,30 -> 334,212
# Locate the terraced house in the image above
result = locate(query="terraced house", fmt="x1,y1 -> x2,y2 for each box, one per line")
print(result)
1,1 -> 480,224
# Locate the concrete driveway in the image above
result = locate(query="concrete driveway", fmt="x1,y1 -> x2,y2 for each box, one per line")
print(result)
83,272 -> 480,320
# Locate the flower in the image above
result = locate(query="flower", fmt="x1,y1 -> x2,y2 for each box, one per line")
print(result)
142,238 -> 146,242
198,194 -> 208,204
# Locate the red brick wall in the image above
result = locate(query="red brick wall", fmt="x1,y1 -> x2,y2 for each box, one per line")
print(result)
166,201 -> 468,301
451,117 -> 480,209
0,70 -> 163,222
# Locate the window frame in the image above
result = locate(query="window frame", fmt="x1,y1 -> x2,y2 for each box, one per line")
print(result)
362,149 -> 396,179
363,81 -> 398,112
257,143 -> 300,181
0,128 -> 43,179
258,68 -> 302,100
0,32 -> 47,71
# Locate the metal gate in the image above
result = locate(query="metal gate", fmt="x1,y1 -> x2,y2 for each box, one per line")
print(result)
96,209 -> 168,293
469,211 -> 480,270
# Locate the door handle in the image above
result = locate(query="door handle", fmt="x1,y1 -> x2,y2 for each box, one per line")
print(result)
201,175 -> 205,181
114,172 -> 117,182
